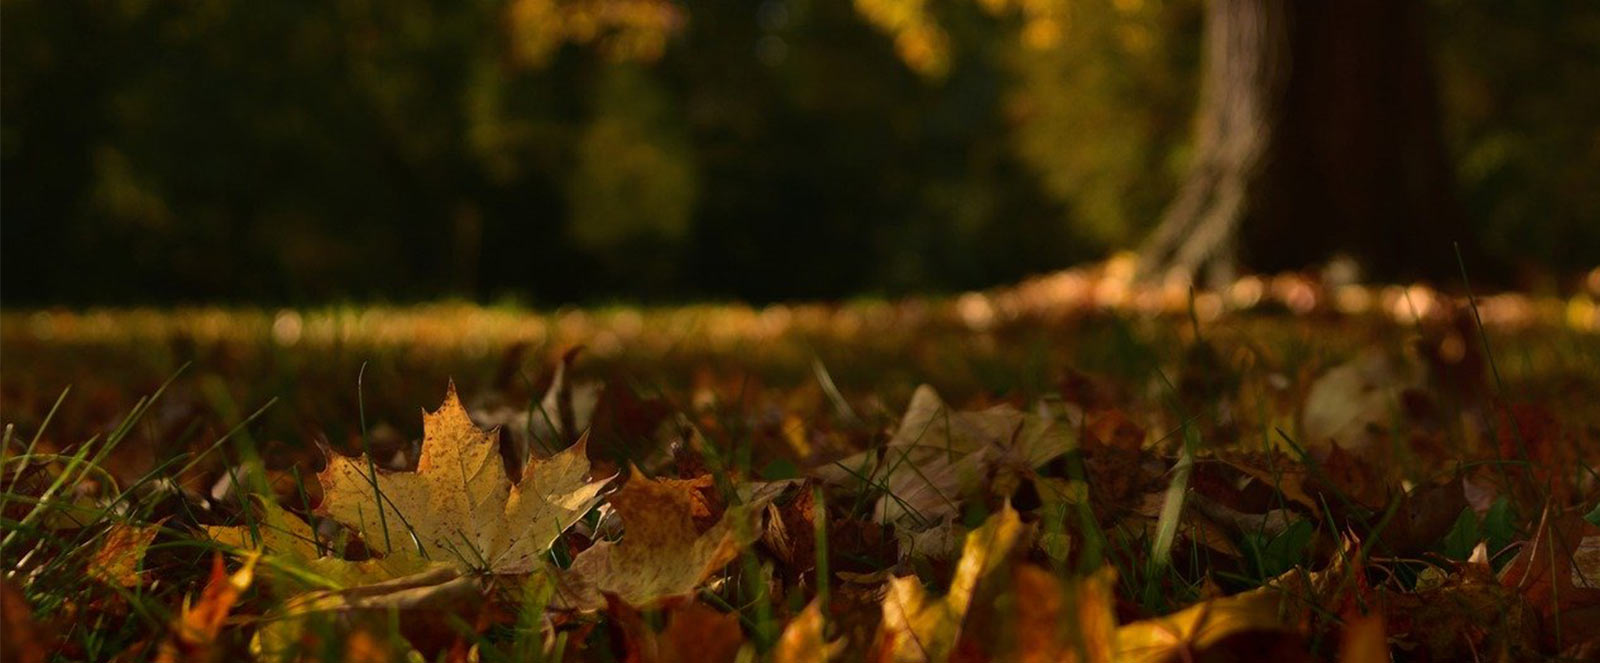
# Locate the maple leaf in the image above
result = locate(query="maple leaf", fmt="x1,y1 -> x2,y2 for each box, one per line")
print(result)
207,496 -> 437,589
316,383 -> 609,573
873,503 -> 1024,662
556,471 -> 784,610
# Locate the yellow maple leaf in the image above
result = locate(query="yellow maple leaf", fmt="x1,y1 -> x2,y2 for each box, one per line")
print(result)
317,383 -> 609,574
207,496 -> 436,589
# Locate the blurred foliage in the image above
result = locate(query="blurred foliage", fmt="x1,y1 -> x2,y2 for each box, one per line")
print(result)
1429,1 -> 1600,287
3,0 -> 1596,305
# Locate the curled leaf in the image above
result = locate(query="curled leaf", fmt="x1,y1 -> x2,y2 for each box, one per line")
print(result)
873,503 -> 1024,662
775,598 -> 844,663
1114,568 -> 1325,663
157,552 -> 258,663
820,386 -> 1073,532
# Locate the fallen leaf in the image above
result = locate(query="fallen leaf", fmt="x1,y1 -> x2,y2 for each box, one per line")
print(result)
1497,507 -> 1600,649
774,598 -> 844,663
556,471 -> 773,610
1114,568 -> 1324,663
1337,611 -> 1386,663
89,520 -> 163,587
476,347 -> 604,469
252,564 -> 482,661
1301,349 -> 1422,455
583,375 -> 675,477
157,552 -> 258,663
900,520 -> 967,564
606,597 -> 745,663
1383,478 -> 1469,556
955,564 -> 1116,663
763,484 -> 817,572
821,386 -> 1073,532
317,383 -> 609,573
1573,535 -> 1600,590
207,496 -> 437,589
1390,565 -> 1537,659
873,503 -> 1024,662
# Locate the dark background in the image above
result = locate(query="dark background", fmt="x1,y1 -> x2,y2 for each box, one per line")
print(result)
5,0 -> 1598,306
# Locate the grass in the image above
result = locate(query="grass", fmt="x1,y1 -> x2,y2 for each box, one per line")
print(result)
4,269 -> 1600,661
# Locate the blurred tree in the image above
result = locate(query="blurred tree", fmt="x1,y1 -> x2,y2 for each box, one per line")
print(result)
1135,0 -> 1469,284
864,0 -> 1474,285
566,64 -> 697,290
1430,1 -> 1600,287
990,0 -> 1200,250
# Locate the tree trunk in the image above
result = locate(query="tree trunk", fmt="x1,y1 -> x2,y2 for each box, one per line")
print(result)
1139,0 -> 1468,286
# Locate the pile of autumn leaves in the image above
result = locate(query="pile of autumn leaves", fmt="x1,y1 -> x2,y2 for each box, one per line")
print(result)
18,368 -> 1600,663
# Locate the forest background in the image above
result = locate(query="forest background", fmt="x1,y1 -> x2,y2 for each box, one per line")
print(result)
6,0 -> 1598,306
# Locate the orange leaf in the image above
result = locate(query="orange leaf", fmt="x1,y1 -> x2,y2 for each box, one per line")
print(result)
157,552 -> 257,663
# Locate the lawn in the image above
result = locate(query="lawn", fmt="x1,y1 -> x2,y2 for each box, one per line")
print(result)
5,264 -> 1600,662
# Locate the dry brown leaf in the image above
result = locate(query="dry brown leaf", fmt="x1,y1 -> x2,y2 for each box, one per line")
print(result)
89,520 -> 163,587
1218,452 -> 1322,515
819,386 -> 1073,531
955,564 -> 1116,663
1390,566 -> 1536,659
606,597 -> 746,663
475,347 -> 605,469
1301,349 -> 1422,455
317,383 -> 608,573
556,471 -> 770,610
157,552 -> 258,663
763,484 -> 816,571
872,503 -> 1024,662
1574,534 -> 1600,590
1497,507 -> 1600,649
774,598 -> 844,663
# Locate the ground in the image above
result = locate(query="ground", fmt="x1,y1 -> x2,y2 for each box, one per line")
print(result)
4,262 -> 1600,662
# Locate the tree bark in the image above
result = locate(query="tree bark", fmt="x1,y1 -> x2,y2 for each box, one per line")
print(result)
1139,0 -> 1468,286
